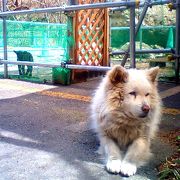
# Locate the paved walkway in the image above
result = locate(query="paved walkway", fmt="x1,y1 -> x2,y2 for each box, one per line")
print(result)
0,79 -> 179,180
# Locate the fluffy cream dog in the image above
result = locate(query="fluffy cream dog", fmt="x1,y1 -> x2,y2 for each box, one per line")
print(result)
91,65 -> 161,176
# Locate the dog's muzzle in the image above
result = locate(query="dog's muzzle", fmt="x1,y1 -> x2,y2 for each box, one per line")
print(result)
139,104 -> 150,118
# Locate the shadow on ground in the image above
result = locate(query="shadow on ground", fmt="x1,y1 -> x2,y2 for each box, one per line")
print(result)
0,80 -> 178,180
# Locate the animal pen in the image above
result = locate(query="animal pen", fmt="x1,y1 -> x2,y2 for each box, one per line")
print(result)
0,0 -> 179,84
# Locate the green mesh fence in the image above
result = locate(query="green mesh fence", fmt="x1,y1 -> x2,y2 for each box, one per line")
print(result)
0,20 -> 67,48
111,26 -> 175,49
0,20 -> 70,84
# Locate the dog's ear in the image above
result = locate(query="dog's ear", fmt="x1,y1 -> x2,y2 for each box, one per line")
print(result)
108,65 -> 128,84
147,67 -> 159,82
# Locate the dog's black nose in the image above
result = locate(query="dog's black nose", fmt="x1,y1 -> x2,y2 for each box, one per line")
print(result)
141,104 -> 150,113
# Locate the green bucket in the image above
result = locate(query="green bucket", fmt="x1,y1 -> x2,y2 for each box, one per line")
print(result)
52,67 -> 71,85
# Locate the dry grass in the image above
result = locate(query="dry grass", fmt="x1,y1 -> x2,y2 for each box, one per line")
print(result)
158,130 -> 180,180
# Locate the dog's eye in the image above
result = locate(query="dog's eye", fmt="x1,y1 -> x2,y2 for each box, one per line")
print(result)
145,93 -> 150,97
129,91 -> 136,97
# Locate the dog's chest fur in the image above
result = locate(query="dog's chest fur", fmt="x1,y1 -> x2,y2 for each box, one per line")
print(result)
104,119 -> 148,149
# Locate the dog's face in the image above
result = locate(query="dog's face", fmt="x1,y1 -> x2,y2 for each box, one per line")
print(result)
107,65 -> 159,119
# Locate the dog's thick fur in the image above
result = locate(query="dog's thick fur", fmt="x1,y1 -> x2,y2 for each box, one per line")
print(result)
91,65 -> 161,176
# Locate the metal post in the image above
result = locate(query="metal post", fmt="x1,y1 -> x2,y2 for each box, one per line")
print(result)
175,0 -> 180,83
0,1 -> 172,17
0,1 -> 137,17
69,0 -> 77,5
139,17 -> 143,61
109,10 -> 112,66
121,0 -> 151,66
130,7 -> 136,68
110,0 -> 171,12
0,60 -> 62,68
111,48 -> 172,55
0,60 -> 112,71
67,0 -> 76,62
2,0 -> 8,78
64,64 -> 112,71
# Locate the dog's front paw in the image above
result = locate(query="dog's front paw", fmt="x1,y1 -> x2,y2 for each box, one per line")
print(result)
120,161 -> 137,176
106,159 -> 121,174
